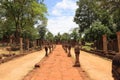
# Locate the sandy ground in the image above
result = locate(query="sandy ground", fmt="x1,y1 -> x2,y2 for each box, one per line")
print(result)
71,49 -> 114,80
0,46 -> 114,80
0,50 -> 45,80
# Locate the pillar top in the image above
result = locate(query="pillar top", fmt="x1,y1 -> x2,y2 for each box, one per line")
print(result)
116,31 -> 120,35
102,34 -> 107,38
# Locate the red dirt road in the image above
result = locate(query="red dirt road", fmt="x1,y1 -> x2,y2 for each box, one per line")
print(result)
23,45 -> 87,80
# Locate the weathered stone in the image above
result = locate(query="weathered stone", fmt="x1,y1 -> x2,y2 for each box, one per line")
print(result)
103,35 -> 107,53
112,54 -> 120,80
67,44 -> 71,57
44,45 -> 48,57
34,63 -> 40,68
20,38 -> 23,53
117,32 -> 120,53
73,45 -> 80,67
48,44 -> 52,53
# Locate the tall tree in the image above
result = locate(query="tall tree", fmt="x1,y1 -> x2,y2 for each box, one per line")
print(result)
45,31 -> 54,41
0,0 -> 47,41
84,21 -> 112,42
70,27 -> 80,42
61,33 -> 70,42
74,0 -> 96,33
54,33 -> 61,43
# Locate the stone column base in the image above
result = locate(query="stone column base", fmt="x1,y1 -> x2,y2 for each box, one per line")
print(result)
67,52 -> 71,57
73,61 -> 80,67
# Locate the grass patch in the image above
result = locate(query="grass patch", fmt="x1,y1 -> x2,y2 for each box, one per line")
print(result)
82,46 -> 92,51
0,47 -> 20,55
82,42 -> 93,51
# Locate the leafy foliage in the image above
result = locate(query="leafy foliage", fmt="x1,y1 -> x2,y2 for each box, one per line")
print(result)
74,0 -> 97,33
70,28 -> 80,42
0,0 -> 48,41
74,0 -> 120,42
84,21 -> 112,41
45,31 -> 54,41
61,33 -> 70,42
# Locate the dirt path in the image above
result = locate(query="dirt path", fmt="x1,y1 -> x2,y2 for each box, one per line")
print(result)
71,49 -> 114,80
23,45 -> 87,80
0,50 -> 45,80
0,46 -> 114,80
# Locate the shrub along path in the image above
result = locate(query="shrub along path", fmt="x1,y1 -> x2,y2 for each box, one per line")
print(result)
23,45 -> 88,80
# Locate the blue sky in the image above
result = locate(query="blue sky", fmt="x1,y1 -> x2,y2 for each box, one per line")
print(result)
44,0 -> 78,35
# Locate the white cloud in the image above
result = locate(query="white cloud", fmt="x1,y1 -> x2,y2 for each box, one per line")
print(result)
52,9 -> 62,16
47,0 -> 78,35
47,16 -> 78,35
52,0 -> 78,16
55,0 -> 77,10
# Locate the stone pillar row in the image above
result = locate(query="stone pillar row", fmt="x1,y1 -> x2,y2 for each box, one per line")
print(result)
102,32 -> 120,54
20,38 -> 38,54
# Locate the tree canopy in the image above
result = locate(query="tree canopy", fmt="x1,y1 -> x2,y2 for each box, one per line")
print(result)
0,0 -> 48,42
74,0 -> 120,42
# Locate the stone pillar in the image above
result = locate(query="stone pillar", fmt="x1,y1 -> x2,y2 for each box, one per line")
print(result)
10,38 -> 12,45
37,40 -> 39,46
9,37 -> 12,54
26,39 -> 29,51
20,38 -> 23,53
67,44 -> 71,57
117,32 -> 120,53
73,45 -> 80,67
45,45 -> 48,57
103,35 -> 107,53
37,39 -> 39,46
33,40 -> 36,49
38,40 -> 40,46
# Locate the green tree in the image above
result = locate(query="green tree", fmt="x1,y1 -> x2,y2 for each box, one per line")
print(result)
99,0 -> 120,31
61,33 -> 70,42
0,0 -> 47,41
74,0 -> 97,33
45,31 -> 54,41
37,25 -> 47,41
54,33 -> 61,43
74,0 -> 118,40
70,28 -> 80,42
84,21 -> 112,42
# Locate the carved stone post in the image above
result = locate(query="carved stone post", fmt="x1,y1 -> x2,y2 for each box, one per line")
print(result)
38,40 -> 40,46
73,45 -> 80,67
33,40 -> 36,50
45,45 -> 48,57
117,32 -> 120,53
36,39 -> 38,46
10,37 -> 12,45
67,44 -> 71,57
20,38 -> 23,54
9,36 -> 13,54
103,35 -> 107,53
